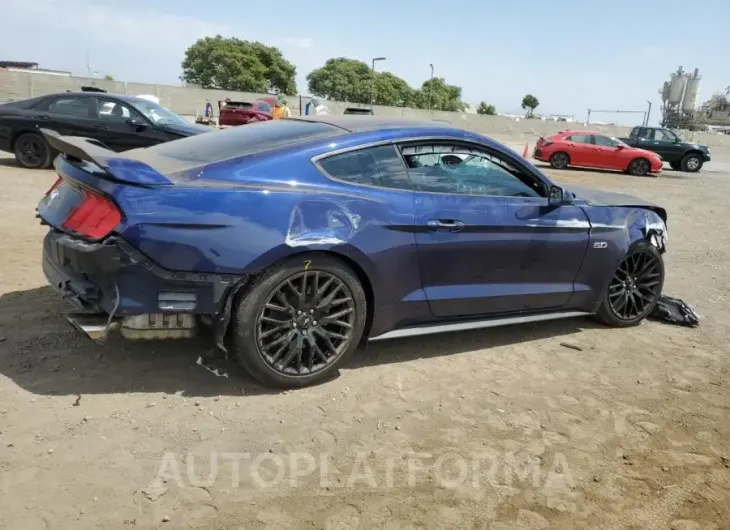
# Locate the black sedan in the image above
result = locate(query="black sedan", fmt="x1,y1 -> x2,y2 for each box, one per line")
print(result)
0,92 -> 210,169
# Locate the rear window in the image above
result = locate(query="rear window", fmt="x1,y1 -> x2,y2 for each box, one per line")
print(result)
127,119 -> 346,175
222,101 -> 253,110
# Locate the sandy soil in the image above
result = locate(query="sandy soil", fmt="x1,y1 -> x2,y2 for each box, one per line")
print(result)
0,151 -> 729,530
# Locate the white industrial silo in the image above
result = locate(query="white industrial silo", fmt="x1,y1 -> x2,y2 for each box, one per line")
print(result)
682,69 -> 701,113
668,69 -> 688,105
660,81 -> 671,102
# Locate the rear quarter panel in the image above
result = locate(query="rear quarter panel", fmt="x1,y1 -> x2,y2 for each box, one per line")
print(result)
110,140 -> 422,332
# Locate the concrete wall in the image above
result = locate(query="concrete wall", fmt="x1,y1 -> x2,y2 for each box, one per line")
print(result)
2,70 -> 729,148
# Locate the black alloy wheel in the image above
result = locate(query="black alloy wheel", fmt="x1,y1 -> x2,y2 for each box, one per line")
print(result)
14,133 -> 52,169
607,248 -> 662,321
256,270 -> 357,376
549,152 -> 569,169
628,158 -> 651,176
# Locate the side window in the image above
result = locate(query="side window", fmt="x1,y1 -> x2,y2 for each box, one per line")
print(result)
654,129 -> 674,141
97,98 -> 137,122
256,102 -> 272,114
317,145 -> 412,190
629,128 -> 639,138
401,143 -> 543,198
638,128 -> 653,139
593,135 -> 618,147
47,97 -> 92,118
567,134 -> 592,144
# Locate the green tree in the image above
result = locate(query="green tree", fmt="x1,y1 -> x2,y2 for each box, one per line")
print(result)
103,74 -> 114,81
521,94 -> 539,117
413,77 -> 466,112
476,101 -> 496,115
181,36 -> 296,94
374,72 -> 414,106
307,58 -> 373,103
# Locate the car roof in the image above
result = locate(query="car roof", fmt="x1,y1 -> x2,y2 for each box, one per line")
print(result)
286,116 -> 454,133
45,92 -> 148,104
557,130 -> 612,136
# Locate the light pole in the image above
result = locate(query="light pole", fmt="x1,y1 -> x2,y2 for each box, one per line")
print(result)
370,57 -> 385,108
428,63 -> 434,110
645,100 -> 652,126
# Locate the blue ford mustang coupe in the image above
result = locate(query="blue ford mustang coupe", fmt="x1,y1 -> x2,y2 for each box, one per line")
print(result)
37,117 -> 668,388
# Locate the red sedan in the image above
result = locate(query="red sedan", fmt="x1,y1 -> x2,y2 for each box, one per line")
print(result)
533,130 -> 663,176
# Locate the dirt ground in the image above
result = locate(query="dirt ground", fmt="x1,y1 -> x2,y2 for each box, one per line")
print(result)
1,150 -> 729,530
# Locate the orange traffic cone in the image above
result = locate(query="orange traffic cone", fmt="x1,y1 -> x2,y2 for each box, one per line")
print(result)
522,143 -> 529,157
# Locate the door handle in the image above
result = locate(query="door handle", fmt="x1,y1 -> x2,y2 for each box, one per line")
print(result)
427,219 -> 465,232
38,114 -> 50,121
94,124 -> 109,130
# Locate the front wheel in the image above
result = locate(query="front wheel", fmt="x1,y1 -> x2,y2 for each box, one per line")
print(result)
595,241 -> 664,327
681,153 -> 703,172
627,157 -> 651,176
232,254 -> 367,388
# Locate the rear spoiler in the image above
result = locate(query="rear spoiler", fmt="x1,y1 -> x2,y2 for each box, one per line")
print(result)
41,128 -> 172,186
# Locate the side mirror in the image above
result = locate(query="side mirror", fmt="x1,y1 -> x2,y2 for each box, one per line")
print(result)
616,144 -> 625,150
549,185 -> 572,206
127,117 -> 146,128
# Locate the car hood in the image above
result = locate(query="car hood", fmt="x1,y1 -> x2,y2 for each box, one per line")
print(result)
158,121 -> 212,136
567,185 -> 667,221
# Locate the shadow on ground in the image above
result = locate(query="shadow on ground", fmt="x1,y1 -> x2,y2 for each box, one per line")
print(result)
534,162 -> 694,180
0,286 -> 600,398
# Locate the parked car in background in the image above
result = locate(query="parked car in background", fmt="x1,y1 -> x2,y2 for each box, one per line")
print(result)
534,130 -> 663,176
0,92 -> 210,169
343,107 -> 374,115
618,126 -> 710,172
38,117 -> 668,388
218,100 -> 273,127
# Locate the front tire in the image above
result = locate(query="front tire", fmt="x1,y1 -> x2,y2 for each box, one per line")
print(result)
627,157 -> 651,176
232,254 -> 367,388
595,241 -> 664,327
14,132 -> 52,169
681,153 -> 703,172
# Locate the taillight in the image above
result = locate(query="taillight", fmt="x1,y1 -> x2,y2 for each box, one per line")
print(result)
45,177 -> 63,196
62,189 -> 121,240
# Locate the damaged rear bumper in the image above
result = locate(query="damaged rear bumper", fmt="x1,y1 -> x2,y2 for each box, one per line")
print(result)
42,231 -> 247,344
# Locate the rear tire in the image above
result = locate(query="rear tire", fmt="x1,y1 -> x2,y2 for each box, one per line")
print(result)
549,152 -> 570,169
627,157 -> 651,176
669,161 -> 682,170
232,254 -> 367,389
13,132 -> 52,169
594,240 -> 664,328
681,153 -> 703,172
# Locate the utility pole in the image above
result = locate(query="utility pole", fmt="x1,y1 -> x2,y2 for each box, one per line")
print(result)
428,63 -> 434,110
645,100 -> 652,126
370,57 -> 385,108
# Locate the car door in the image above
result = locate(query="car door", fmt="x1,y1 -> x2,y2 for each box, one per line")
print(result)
93,97 -> 163,151
564,134 -> 598,167
647,128 -> 678,161
592,134 -> 624,170
41,96 -> 100,138
401,141 -> 591,318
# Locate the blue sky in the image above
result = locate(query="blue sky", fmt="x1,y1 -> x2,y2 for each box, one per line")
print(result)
3,0 -> 729,123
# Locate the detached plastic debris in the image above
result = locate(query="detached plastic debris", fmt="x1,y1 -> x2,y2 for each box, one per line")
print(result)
196,355 -> 229,378
649,296 -> 700,328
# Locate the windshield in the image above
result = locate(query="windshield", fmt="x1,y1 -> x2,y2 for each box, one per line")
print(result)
129,99 -> 188,126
